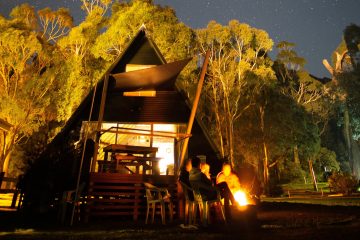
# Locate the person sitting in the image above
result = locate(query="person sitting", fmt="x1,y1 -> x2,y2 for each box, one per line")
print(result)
189,157 -> 237,219
178,158 -> 194,201
216,163 -> 241,192
200,162 -> 211,180
189,157 -> 218,201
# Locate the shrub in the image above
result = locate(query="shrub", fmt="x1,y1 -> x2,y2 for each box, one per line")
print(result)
280,161 -> 306,184
328,172 -> 358,195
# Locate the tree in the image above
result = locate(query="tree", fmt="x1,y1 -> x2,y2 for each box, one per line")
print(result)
80,0 -> 112,16
38,7 -> 73,43
92,0 -> 193,62
275,41 -> 330,189
56,8 -> 105,121
322,24 -> 360,179
196,20 -> 275,169
0,7 -> 58,174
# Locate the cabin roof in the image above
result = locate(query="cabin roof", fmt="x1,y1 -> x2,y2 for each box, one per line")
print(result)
45,26 -> 220,164
110,58 -> 191,91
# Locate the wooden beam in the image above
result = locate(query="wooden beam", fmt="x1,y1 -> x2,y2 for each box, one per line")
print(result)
91,74 -> 110,172
99,129 -> 191,139
179,51 -> 210,169
70,75 -> 100,226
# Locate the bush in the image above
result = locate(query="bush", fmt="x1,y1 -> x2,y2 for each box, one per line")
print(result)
280,161 -> 306,184
328,172 -> 358,195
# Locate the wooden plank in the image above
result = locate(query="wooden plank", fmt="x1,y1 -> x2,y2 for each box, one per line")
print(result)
103,144 -> 158,155
0,189 -> 16,193
89,192 -> 143,196
90,205 -> 146,210
91,186 -> 144,190
85,173 -> 178,221
88,198 -> 142,203
90,212 -> 142,216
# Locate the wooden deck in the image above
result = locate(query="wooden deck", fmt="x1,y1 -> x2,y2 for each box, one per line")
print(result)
85,173 -> 178,222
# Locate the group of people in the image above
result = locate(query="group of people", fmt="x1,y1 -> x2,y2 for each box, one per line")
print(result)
179,156 -> 241,219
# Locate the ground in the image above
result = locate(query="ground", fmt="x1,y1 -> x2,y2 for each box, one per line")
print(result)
1,202 -> 360,240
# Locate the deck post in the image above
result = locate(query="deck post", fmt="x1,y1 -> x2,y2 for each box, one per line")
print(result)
178,51 -> 210,169
91,74 -> 110,172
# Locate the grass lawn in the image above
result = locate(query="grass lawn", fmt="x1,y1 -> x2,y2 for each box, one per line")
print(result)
262,195 -> 360,206
262,182 -> 360,206
281,182 -> 329,192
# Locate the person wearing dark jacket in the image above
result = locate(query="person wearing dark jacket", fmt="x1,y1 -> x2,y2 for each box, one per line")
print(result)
179,158 -> 194,201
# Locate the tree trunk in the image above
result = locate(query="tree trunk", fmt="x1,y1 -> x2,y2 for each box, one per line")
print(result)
342,104 -> 360,179
214,106 -> 225,158
228,119 -> 235,168
342,104 -> 360,178
343,104 -> 353,171
2,153 -> 11,176
0,132 -> 13,174
293,145 -> 300,165
259,105 -> 269,194
351,139 -> 360,179
308,159 -> 318,191
263,141 -> 269,194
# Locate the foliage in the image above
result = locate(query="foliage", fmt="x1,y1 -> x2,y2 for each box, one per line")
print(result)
328,172 -> 358,195
56,9 -> 105,121
38,7 -> 73,42
196,20 -> 275,167
322,24 -> 360,179
280,161 -> 306,184
313,147 -> 340,181
1,1 -> 352,199
80,0 -> 112,16
92,0 -> 194,62
0,10 -> 58,173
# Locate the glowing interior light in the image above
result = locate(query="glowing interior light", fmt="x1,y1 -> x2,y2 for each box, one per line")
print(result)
234,190 -> 248,206
153,124 -> 176,175
123,91 -> 156,97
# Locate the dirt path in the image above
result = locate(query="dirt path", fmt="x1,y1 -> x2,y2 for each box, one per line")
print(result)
0,202 -> 359,240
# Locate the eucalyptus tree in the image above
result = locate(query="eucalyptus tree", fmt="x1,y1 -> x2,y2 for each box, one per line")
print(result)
0,5 -> 61,173
56,8 -> 105,121
80,0 -> 112,16
323,24 -> 360,178
38,7 -> 73,43
92,0 -> 193,62
274,41 -> 330,189
196,20 -> 275,178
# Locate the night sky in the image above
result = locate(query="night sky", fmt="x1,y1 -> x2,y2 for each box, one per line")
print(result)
0,0 -> 359,77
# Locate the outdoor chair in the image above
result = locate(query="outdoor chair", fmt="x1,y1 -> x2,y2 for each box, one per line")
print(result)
144,182 -> 173,225
179,181 -> 195,225
192,186 -> 226,226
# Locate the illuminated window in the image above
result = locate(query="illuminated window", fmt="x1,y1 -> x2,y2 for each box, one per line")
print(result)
123,91 -> 156,97
125,64 -> 155,72
153,124 -> 176,175
82,122 -> 185,175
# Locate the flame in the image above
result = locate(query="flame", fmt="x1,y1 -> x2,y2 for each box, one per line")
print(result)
234,190 -> 248,206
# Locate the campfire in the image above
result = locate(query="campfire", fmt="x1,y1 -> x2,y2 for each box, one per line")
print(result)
234,190 -> 248,206
230,188 -> 258,225
232,188 -> 256,209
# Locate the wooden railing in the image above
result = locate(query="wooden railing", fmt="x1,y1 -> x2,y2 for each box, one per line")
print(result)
85,173 -> 177,222
0,173 -> 22,208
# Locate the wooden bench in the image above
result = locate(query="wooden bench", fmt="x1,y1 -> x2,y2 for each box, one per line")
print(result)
85,173 -> 177,222
0,175 -> 22,208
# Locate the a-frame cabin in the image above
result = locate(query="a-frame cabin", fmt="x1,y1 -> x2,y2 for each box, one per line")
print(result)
36,27 -> 220,221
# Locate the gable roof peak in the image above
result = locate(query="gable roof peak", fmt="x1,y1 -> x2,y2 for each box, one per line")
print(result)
139,23 -> 147,31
